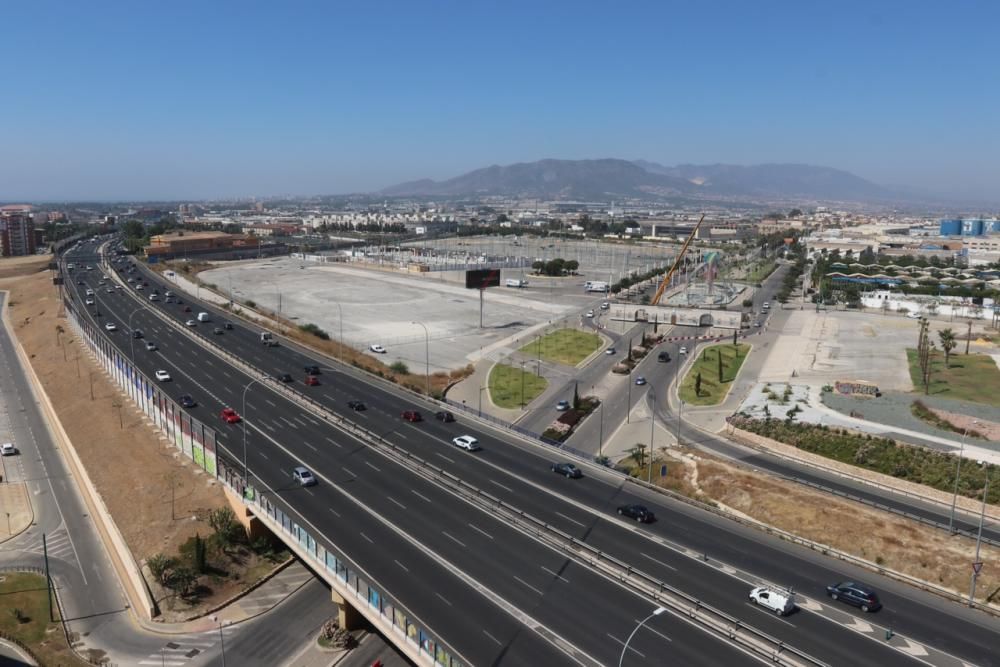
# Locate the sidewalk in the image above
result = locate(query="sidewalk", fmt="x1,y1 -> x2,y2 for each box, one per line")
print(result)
601,393 -> 677,462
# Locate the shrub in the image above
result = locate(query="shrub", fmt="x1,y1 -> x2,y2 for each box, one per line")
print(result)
147,553 -> 173,586
298,323 -> 331,340
245,299 -> 256,308
389,361 -> 410,374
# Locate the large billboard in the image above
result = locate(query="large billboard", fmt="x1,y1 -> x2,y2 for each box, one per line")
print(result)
465,269 -> 501,289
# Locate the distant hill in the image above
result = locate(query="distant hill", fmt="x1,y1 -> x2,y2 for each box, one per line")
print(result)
382,158 -> 900,204
380,158 -> 694,200
634,160 -> 893,201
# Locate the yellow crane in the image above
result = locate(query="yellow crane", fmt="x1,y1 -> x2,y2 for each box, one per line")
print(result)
650,214 -> 706,306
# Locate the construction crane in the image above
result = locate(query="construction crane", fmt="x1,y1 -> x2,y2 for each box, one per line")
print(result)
650,214 -> 706,306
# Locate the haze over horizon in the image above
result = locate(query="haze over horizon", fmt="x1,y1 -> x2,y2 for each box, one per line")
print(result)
2,1 -> 997,202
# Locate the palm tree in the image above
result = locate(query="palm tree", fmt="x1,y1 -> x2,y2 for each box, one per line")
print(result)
938,328 -> 957,368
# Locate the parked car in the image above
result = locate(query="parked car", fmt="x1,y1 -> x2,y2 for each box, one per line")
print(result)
347,400 -> 366,411
304,375 -> 320,386
600,302 -> 610,310
551,462 -> 582,478
435,411 -> 455,423
749,586 -> 795,616
154,370 -> 171,382
452,435 -> 481,451
145,341 -> 158,351
826,582 -> 881,612
617,504 -> 655,523
401,410 -> 422,422
179,394 -> 197,408
304,365 -> 320,375
220,408 -> 241,424
370,344 -> 387,354
556,400 -> 570,411
586,310 -> 594,318
0,443 -> 17,456
293,466 -> 317,487
634,375 -> 647,386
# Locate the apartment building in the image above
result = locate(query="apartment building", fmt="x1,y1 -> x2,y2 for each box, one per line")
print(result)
0,206 -> 37,257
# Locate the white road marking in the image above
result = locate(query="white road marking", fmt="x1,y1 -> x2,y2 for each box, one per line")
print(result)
489,479 -> 513,493
745,603 -> 796,627
640,551 -> 677,572
483,630 -> 503,646
435,452 -> 455,464
342,467 -> 356,477
328,508 -> 341,517
468,523 -> 493,540
325,436 -> 342,448
360,532 -> 374,544
897,639 -> 929,657
845,617 -> 875,633
364,461 -> 381,473
632,620 -> 672,643
512,575 -> 544,596
441,531 -> 466,548
265,399 -> 276,407
434,592 -> 452,606
394,559 -> 409,573
607,633 -> 645,658
554,511 -> 586,528
541,566 -> 570,583
411,490 -> 432,503
388,496 -> 406,510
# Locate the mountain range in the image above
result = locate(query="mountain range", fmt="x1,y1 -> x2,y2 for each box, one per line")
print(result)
380,158 -> 901,204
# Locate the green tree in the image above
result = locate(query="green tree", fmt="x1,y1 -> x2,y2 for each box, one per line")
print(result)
208,507 -> 241,549
938,328 -> 957,368
564,259 -> 579,274
629,444 -> 647,469
717,349 -> 724,382
572,382 -> 580,410
695,372 -> 702,397
147,553 -> 173,586
531,260 -> 544,273
193,533 -> 206,574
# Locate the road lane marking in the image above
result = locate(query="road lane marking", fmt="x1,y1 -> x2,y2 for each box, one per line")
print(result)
265,399 -> 276,407
554,511 -> 586,528
325,436 -> 342,448
328,508 -> 341,517
342,467 -> 356,477
489,479 -> 513,493
541,566 -> 570,583
360,532 -> 374,544
388,496 -> 406,510
364,461 -> 381,473
483,630 -> 503,646
441,531 -> 466,548
640,551 -> 677,572
434,592 -> 452,607
394,560 -> 409,573
435,452 -> 455,464
631,620 -> 672,643
607,634 -> 645,658
411,490 -> 432,503
745,603 -> 796,627
512,575 -> 544,596
467,523 -> 493,540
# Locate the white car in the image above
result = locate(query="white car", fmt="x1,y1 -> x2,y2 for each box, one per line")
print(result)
104,322 -> 117,331
145,341 -> 158,351
369,344 -> 387,354
185,320 -> 197,327
135,284 -> 144,291
586,310 -> 594,318
452,435 -> 481,452
85,298 -> 95,305
679,346 -> 688,355
0,442 -> 17,456
154,370 -> 171,382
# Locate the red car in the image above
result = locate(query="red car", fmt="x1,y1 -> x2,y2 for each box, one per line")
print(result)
305,375 -> 319,386
401,410 -> 422,422
220,408 -> 241,424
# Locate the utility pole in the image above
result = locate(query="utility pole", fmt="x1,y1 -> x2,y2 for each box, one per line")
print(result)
969,470 -> 990,606
966,320 -> 972,355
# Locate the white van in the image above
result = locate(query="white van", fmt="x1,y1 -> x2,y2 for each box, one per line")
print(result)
197,312 -> 211,322
749,586 -> 795,616
505,278 -> 528,288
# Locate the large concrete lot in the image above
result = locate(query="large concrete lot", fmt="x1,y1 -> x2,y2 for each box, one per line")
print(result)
201,258 -> 590,372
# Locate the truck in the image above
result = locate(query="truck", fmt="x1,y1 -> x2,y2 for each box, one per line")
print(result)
585,281 -> 608,293
260,331 -> 278,347
504,278 -> 528,288
749,586 -> 795,616
197,312 -> 211,322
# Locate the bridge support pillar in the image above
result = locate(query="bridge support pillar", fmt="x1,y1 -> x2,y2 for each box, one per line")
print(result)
331,589 -> 364,630
223,486 -> 268,540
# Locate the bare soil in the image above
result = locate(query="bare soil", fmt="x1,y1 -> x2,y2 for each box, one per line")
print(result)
1,263 -> 268,616
643,446 -> 1000,606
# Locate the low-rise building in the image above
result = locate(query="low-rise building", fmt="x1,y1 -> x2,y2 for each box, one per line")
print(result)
144,231 -> 259,257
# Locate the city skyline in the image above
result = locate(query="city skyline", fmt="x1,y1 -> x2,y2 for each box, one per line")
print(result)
2,1 -> 997,201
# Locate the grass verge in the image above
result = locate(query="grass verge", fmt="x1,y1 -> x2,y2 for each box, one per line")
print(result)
0,572 -> 91,666
906,348 -> 1000,408
519,328 -> 601,366
489,363 -> 548,409
910,400 -> 986,439
678,343 -> 750,406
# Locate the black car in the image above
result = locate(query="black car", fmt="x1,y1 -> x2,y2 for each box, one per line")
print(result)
304,365 -> 320,375
131,329 -> 144,339
617,504 -> 655,523
276,373 -> 293,383
213,327 -> 224,335
434,411 -> 455,423
551,462 -> 583,479
223,321 -> 233,330
179,394 -> 197,408
657,351 -> 671,362
826,582 -> 881,612
347,400 -> 367,411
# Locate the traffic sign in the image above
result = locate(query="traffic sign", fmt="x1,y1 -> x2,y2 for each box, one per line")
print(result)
973,562 -> 984,574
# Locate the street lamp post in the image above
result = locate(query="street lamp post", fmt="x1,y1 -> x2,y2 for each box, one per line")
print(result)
969,468 -> 991,606
241,377 -> 264,485
213,616 -> 227,667
598,401 -> 605,458
412,321 -> 430,395
648,386 -> 656,483
520,361 -> 526,409
127,306 -> 144,362
948,424 -> 977,533
479,385 -> 487,417
332,301 -> 344,362
675,399 -> 684,446
619,607 -> 666,667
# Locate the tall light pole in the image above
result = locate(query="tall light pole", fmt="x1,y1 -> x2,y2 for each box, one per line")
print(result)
675,398 -> 684,446
648,385 -> 657,483
241,377 -> 265,485
412,321 -> 430,395
213,615 -> 227,666
127,306 -> 144,362
479,385 -> 487,417
948,423 -> 978,533
332,301 -> 344,362
969,467 -> 991,606
520,361 -> 526,409
619,607 -> 666,667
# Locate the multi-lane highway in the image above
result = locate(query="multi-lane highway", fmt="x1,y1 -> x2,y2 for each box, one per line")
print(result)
59,240 -> 1000,666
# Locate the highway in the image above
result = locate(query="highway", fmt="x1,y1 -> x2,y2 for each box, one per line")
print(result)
62,241 -> 1000,665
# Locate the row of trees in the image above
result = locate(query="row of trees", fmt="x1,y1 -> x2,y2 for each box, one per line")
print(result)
531,257 -> 579,276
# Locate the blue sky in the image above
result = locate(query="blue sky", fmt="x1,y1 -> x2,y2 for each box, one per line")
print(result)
2,0 -> 997,201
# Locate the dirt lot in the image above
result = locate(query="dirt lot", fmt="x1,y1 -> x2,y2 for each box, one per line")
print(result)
0,260 -> 259,615
644,446 -> 1000,606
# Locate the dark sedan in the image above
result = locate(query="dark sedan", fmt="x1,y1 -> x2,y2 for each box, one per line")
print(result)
551,462 -> 582,479
435,411 -> 455,423
347,400 -> 366,411
179,394 -> 197,408
617,504 -> 655,523
826,582 -> 881,612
